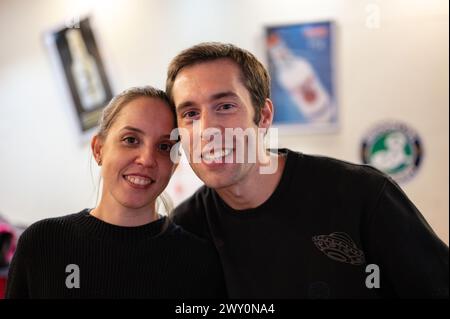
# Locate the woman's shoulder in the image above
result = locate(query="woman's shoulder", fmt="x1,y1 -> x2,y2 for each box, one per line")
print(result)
18,210 -> 88,245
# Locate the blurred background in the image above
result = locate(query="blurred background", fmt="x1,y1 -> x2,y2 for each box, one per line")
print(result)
0,0 -> 448,248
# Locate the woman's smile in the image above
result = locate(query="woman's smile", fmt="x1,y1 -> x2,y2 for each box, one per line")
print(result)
123,174 -> 155,189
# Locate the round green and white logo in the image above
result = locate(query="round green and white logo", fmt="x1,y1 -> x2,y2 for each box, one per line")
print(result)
361,122 -> 423,183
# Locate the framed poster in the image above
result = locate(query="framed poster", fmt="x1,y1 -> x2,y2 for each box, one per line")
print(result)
45,17 -> 113,137
266,21 -> 338,133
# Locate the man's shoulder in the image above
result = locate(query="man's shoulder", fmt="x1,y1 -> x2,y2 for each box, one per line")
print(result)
287,149 -> 389,188
172,185 -> 210,217
171,186 -> 212,238
165,222 -> 215,251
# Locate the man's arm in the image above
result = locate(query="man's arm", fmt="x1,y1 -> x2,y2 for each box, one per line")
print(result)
363,177 -> 449,298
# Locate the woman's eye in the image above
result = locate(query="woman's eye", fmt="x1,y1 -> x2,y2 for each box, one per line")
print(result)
158,143 -> 173,152
123,136 -> 138,145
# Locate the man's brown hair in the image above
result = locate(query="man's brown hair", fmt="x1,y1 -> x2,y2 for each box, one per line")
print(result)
166,42 -> 271,124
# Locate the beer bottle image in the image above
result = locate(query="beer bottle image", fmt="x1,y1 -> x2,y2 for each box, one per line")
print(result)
65,29 -> 106,112
268,33 -> 332,122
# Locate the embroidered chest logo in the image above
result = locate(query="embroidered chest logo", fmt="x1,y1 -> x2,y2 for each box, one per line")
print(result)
312,232 -> 365,265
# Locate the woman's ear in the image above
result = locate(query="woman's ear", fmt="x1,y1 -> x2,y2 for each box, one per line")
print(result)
91,135 -> 103,166
258,98 -> 274,130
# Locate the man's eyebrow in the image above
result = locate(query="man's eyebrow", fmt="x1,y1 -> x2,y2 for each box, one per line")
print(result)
176,101 -> 195,113
176,91 -> 239,113
210,91 -> 239,101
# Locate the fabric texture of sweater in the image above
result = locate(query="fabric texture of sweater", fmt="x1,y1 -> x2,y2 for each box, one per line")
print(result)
6,209 -> 226,299
173,149 -> 449,298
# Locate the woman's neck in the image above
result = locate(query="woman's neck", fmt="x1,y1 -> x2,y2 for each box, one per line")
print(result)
91,200 -> 158,227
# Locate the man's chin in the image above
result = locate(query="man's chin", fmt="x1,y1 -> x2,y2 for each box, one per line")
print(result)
192,163 -> 245,190
205,180 -> 227,189
197,172 -> 234,190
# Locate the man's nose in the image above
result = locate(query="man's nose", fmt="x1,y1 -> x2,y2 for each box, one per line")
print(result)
198,111 -> 223,142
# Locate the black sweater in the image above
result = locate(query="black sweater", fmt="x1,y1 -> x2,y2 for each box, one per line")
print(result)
173,149 -> 449,298
6,209 -> 226,298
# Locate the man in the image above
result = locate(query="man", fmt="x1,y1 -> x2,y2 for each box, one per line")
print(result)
165,42 -> 449,298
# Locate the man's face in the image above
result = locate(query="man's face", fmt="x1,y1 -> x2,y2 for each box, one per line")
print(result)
171,58 -> 264,190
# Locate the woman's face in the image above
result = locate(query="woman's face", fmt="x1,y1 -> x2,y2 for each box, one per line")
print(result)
94,97 -> 176,211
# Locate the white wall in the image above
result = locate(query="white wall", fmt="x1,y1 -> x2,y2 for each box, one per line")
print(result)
0,0 -> 448,243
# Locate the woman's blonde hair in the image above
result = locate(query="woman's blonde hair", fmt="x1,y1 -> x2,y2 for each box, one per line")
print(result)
97,86 -> 175,139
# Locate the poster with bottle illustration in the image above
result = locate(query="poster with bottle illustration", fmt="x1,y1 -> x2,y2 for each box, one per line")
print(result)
46,17 -> 113,135
266,21 -> 337,133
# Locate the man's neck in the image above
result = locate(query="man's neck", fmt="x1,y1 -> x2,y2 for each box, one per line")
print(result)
215,153 -> 286,211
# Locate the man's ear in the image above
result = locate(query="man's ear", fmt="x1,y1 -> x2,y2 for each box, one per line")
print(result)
91,135 -> 103,166
258,98 -> 274,130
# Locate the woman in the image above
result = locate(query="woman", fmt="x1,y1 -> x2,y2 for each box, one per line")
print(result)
6,86 -> 226,298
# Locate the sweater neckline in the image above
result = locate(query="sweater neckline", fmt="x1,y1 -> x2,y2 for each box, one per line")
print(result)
73,209 -> 168,242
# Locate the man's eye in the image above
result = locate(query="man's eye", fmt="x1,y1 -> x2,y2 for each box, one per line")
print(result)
182,110 -> 199,118
123,136 -> 138,144
218,103 -> 235,111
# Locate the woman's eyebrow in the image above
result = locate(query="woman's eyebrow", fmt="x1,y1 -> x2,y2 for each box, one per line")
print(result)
121,127 -> 172,140
120,126 -> 144,134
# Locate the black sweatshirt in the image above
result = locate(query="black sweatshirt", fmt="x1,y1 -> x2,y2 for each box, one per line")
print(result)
172,149 -> 449,298
6,209 -> 226,298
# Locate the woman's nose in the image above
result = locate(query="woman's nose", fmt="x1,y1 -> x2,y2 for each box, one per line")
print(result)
136,147 -> 157,168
